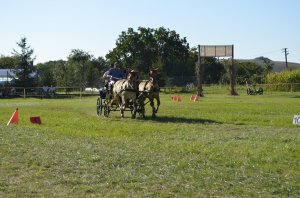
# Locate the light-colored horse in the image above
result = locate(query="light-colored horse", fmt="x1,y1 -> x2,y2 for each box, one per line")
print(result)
113,70 -> 139,118
138,68 -> 160,118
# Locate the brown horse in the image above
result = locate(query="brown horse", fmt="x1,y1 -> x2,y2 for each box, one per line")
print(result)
138,68 -> 160,118
113,70 -> 139,118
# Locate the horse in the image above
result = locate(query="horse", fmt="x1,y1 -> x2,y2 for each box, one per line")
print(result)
112,70 -> 139,118
138,67 -> 160,118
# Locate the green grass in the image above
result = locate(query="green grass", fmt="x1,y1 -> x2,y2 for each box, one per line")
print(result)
0,89 -> 300,197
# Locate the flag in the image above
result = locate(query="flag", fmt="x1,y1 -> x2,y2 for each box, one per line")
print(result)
30,116 -> 42,124
7,108 -> 19,126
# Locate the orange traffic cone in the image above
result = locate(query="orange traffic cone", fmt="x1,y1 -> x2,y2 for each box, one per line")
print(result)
7,108 -> 19,126
190,95 -> 195,101
177,96 -> 182,102
194,95 -> 199,102
173,95 -> 177,101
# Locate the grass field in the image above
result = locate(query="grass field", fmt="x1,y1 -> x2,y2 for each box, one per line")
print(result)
1,88 -> 300,197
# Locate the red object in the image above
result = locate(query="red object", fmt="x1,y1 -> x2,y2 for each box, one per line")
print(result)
177,96 -> 182,102
173,95 -> 177,101
194,95 -> 199,102
7,108 -> 19,126
30,116 -> 42,124
190,95 -> 195,101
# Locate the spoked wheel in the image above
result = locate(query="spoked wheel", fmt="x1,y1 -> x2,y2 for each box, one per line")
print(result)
96,97 -> 103,116
103,102 -> 110,118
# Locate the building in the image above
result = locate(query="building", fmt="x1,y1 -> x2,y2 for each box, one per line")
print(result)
0,69 -> 15,85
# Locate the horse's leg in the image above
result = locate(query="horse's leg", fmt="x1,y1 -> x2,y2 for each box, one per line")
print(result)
155,95 -> 160,113
115,95 -> 123,118
120,95 -> 126,118
138,94 -> 145,118
131,96 -> 137,119
150,97 -> 156,118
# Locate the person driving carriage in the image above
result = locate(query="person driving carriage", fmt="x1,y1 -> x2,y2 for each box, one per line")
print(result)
103,61 -> 126,92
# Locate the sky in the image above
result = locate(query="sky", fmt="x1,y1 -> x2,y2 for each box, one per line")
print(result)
0,0 -> 299,64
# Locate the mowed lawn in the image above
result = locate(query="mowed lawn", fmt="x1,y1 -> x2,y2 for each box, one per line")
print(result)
0,89 -> 300,197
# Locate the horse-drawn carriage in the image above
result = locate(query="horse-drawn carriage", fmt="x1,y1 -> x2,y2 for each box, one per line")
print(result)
96,68 -> 160,119
96,83 -> 145,118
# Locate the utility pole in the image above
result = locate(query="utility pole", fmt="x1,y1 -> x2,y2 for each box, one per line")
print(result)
282,48 -> 289,69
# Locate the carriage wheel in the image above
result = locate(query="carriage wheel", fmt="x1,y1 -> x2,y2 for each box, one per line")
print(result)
103,103 -> 110,118
96,97 -> 103,116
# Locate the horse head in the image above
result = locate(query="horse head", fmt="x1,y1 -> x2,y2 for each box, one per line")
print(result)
127,70 -> 138,79
149,67 -> 159,77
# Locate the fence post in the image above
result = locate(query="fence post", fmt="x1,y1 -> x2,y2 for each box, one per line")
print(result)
80,87 -> 82,100
23,88 -> 26,98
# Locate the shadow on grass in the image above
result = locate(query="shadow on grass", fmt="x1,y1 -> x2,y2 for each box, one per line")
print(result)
289,95 -> 300,98
144,115 -> 222,124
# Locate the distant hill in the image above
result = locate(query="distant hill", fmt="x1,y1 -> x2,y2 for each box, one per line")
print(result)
237,58 -> 300,72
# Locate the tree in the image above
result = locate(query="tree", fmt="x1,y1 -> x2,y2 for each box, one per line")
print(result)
93,56 -> 108,74
263,58 -> 274,75
202,58 -> 226,84
52,60 -> 69,87
12,37 -> 36,87
67,49 -> 92,87
154,27 -> 189,76
36,60 -> 68,87
235,61 -> 264,84
106,27 -> 190,79
0,55 -> 18,69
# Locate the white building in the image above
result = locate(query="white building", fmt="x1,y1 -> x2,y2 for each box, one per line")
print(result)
0,69 -> 15,84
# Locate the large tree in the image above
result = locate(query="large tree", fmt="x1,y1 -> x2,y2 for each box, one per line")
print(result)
36,60 -> 67,87
12,37 -> 36,86
67,49 -> 92,87
235,61 -> 264,84
106,27 -> 190,78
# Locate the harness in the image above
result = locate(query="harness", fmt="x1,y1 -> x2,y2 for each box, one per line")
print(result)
140,79 -> 160,93
120,80 -> 138,93
142,80 -> 151,91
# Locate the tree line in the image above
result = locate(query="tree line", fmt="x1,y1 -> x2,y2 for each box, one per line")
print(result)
0,27 -> 277,88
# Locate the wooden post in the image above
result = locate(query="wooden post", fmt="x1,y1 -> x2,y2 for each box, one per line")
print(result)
197,45 -> 204,97
230,45 -> 238,95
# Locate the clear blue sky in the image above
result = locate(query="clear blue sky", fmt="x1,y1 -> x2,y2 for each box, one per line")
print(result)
1,0 -> 299,64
